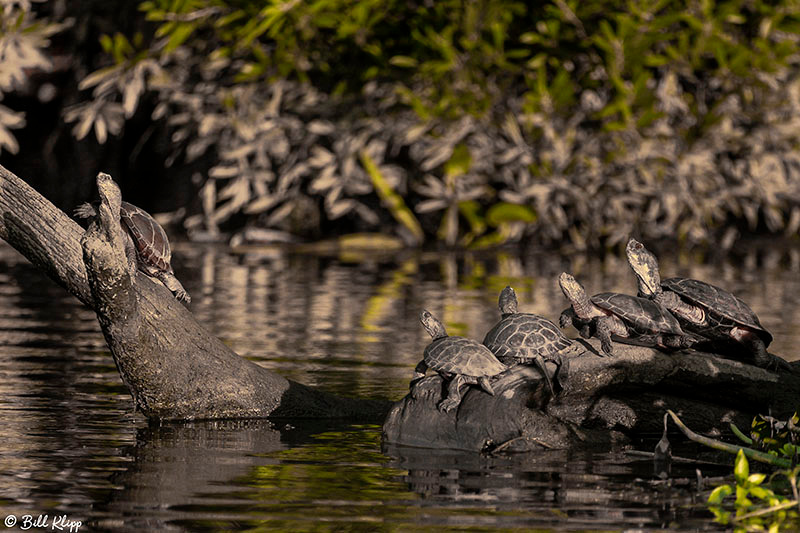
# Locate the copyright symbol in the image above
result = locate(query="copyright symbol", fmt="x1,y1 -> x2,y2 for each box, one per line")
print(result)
4,515 -> 16,527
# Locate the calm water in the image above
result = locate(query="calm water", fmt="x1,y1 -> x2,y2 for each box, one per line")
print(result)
1,239 -> 799,532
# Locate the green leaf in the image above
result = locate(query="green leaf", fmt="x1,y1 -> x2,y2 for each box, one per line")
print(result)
458,200 -> 486,235
486,202 -> 537,226
444,144 -> 471,177
469,230 -> 508,249
389,55 -> 418,68
734,449 -> 750,485
164,22 -> 196,53
708,484 -> 733,504
747,473 -> 767,486
360,151 -> 424,245
749,485 -> 771,500
709,506 -> 731,525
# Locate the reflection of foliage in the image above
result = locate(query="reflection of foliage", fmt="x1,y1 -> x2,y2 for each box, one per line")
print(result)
0,1 -> 67,154
69,0 -> 800,248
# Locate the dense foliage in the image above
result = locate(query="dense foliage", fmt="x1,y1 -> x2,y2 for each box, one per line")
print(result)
11,0 -> 800,247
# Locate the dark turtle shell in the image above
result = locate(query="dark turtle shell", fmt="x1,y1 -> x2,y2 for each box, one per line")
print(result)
592,292 -> 683,336
661,277 -> 772,345
424,336 -> 506,378
483,313 -> 574,365
119,201 -> 173,274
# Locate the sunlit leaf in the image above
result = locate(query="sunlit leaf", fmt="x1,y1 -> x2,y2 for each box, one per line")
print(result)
708,484 -> 733,504
361,150 -> 423,245
486,203 -> 537,226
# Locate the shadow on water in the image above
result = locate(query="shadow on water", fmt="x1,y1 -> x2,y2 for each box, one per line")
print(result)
2,240 -> 800,531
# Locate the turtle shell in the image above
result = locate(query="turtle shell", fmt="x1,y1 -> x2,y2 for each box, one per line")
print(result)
483,313 -> 573,364
661,277 -> 772,345
591,292 -> 683,336
424,336 -> 506,378
119,201 -> 172,273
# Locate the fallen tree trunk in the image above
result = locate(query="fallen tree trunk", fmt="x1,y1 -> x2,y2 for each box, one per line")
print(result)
382,340 -> 800,451
0,165 -> 388,420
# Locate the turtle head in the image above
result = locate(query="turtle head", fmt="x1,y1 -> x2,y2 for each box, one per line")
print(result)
558,272 -> 584,301
419,309 -> 447,340
625,238 -> 662,298
96,172 -> 122,219
558,272 -> 591,314
498,286 -> 518,315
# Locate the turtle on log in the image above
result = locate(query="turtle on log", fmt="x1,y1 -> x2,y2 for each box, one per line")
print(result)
75,174 -> 190,304
625,238 -> 788,370
558,272 -> 690,356
414,309 -> 507,413
483,286 -> 584,394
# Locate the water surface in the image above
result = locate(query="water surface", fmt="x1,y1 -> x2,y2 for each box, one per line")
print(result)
1,240 -> 799,531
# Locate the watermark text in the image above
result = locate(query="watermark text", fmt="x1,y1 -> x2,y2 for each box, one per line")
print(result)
4,514 -> 82,532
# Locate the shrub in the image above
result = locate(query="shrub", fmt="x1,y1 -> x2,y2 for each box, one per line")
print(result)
66,0 -> 800,248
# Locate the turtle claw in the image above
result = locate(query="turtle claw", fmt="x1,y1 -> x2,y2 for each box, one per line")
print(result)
409,375 -> 435,400
437,397 -> 459,413
73,202 -> 96,219
600,338 -> 614,356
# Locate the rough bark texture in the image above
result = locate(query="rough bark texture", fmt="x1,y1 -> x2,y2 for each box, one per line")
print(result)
0,165 -> 388,420
382,340 -> 800,452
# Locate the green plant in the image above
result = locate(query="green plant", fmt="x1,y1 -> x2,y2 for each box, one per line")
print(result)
66,0 -> 800,248
707,449 -> 800,532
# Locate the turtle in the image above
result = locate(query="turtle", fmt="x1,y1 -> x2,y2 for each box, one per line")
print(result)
482,286 -> 584,395
625,238 -> 785,369
558,272 -> 690,356
74,175 -> 191,304
414,309 -> 507,413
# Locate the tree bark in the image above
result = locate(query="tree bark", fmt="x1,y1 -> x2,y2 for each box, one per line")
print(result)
0,164 -> 388,420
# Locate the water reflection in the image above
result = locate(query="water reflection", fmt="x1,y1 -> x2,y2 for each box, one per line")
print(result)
1,239 -> 800,531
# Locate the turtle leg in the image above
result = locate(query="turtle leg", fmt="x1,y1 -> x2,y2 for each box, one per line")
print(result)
409,360 -> 428,400
438,375 -> 467,413
123,233 -> 138,278
73,202 -> 96,219
413,360 -> 428,380
558,311 -> 572,329
156,271 -> 191,303
595,318 -> 615,356
554,354 -> 570,390
660,334 -> 695,350
526,351 -> 555,396
730,327 -> 792,371
746,335 -> 791,372
477,376 -> 495,396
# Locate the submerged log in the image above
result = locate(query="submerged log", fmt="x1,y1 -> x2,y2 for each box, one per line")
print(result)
0,165 -> 388,420
382,340 -> 800,451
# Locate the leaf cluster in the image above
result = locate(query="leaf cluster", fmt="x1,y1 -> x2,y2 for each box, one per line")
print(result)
708,449 -> 800,532
0,2 -> 68,154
